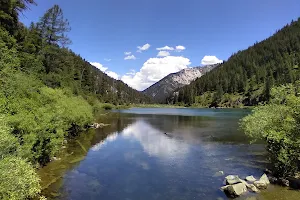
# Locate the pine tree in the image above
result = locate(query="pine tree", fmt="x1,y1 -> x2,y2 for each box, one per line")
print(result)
37,5 -> 71,47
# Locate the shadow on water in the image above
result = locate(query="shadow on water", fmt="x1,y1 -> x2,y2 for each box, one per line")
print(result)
39,108 -> 300,200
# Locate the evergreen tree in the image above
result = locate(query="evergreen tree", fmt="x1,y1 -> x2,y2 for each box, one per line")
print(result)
37,5 -> 71,47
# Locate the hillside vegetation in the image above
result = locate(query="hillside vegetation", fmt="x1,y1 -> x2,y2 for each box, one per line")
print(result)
170,18 -> 300,107
0,1 -> 150,199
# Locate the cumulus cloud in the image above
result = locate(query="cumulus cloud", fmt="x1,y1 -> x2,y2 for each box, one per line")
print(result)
106,71 -> 119,79
137,43 -> 151,52
175,45 -> 186,52
121,56 -> 191,91
157,51 -> 170,57
124,52 -> 131,55
156,46 -> 174,51
89,62 -> 108,71
104,58 -> 111,62
90,61 -> 119,79
201,55 -> 223,65
124,55 -> 136,60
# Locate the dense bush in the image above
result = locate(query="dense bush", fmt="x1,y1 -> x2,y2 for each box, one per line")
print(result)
0,156 -> 41,200
0,117 -> 41,200
0,71 -> 93,164
241,83 -> 300,177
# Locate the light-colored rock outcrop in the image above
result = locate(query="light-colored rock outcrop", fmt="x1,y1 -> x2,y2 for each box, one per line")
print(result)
143,65 -> 218,103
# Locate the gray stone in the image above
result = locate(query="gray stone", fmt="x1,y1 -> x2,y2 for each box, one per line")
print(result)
225,175 -> 241,185
259,174 -> 270,184
239,178 -> 251,190
224,182 -> 247,197
245,175 -> 256,183
254,180 -> 268,189
247,184 -> 260,193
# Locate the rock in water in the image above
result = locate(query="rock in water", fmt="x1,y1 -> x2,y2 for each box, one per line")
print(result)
224,183 -> 247,197
225,175 -> 241,185
245,175 -> 256,183
260,174 -> 270,184
253,173 -> 270,189
253,180 -> 268,189
247,184 -> 260,193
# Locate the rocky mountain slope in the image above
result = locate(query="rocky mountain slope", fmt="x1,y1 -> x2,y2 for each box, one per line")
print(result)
143,65 -> 217,103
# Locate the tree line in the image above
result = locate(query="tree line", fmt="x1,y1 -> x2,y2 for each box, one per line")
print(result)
168,18 -> 300,107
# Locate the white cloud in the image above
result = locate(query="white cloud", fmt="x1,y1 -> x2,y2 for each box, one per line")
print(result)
175,45 -> 186,52
124,55 -> 136,60
201,55 -> 223,65
157,51 -> 170,57
156,46 -> 174,51
137,43 -> 151,52
89,62 -> 108,71
90,61 -> 119,80
106,71 -> 119,79
124,52 -> 131,55
121,56 -> 191,91
104,58 -> 111,62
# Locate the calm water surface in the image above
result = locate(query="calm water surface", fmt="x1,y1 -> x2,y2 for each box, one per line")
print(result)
39,108 -> 300,200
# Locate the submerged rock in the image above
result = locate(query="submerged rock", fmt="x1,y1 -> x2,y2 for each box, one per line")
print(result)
225,175 -> 241,185
245,175 -> 256,183
214,171 -> 224,177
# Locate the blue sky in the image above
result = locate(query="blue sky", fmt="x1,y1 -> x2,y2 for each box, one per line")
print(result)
21,0 -> 300,90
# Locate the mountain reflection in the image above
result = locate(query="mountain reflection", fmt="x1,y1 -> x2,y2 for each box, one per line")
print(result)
121,120 -> 190,159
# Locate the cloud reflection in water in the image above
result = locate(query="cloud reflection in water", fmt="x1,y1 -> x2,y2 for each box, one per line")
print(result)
121,120 -> 190,159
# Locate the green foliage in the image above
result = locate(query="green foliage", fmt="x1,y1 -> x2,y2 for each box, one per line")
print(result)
0,156 -> 41,200
0,116 -> 19,158
241,83 -> 300,177
0,71 -> 93,164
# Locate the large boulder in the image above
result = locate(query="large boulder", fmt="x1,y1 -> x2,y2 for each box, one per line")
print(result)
253,174 -> 270,189
225,175 -> 241,185
224,182 -> 247,197
245,175 -> 256,183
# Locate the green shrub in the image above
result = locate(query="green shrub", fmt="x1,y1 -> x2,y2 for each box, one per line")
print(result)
0,72 -> 93,164
241,83 -> 300,177
0,156 -> 41,200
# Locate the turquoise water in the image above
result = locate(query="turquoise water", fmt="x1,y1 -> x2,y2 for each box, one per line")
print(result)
40,108 -> 300,200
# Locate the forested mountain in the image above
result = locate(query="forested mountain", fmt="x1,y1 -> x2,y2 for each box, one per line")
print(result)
170,18 -> 300,107
1,4 -> 150,105
143,65 -> 217,103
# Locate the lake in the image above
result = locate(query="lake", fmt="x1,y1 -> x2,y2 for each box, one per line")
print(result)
39,108 -> 300,200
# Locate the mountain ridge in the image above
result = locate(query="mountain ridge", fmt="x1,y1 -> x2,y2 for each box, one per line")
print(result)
143,65 -> 218,103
